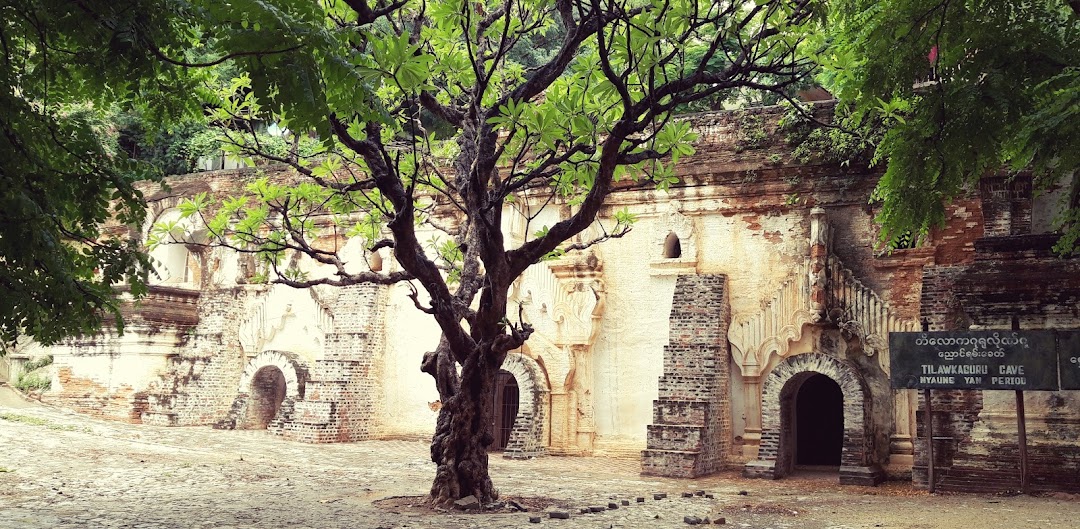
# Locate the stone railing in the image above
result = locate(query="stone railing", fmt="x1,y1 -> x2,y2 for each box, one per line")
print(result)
826,256 -> 918,362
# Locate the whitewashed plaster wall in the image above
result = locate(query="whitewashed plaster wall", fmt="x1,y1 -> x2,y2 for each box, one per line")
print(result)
587,193 -> 811,453
379,280 -> 442,439
589,217 -> 675,454
48,325 -> 180,393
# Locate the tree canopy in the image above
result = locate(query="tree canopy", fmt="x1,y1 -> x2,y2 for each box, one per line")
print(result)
0,1 -> 209,347
824,0 -> 1080,251
154,0 -> 825,505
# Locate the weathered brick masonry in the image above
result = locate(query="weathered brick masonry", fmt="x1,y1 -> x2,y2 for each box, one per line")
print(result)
642,275 -> 732,477
25,104 -> 1080,495
917,175 -> 1080,493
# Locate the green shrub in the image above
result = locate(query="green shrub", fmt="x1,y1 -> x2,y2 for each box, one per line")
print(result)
14,355 -> 52,393
21,354 -> 52,372
14,372 -> 50,393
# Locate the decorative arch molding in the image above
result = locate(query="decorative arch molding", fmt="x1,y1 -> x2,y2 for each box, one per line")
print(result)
500,352 -> 550,459
238,286 -> 334,357
214,350 -> 310,432
744,352 -> 883,485
728,263 -> 814,378
237,350 -> 309,399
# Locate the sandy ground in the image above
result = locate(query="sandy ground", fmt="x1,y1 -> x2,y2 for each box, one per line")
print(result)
1,395 -> 1077,529
0,384 -> 36,408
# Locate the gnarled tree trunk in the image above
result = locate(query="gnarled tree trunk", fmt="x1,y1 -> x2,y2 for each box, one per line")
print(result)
423,338 -> 503,506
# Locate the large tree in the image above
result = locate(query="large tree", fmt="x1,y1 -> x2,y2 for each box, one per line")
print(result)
823,1 -> 1080,250
173,0 -> 823,505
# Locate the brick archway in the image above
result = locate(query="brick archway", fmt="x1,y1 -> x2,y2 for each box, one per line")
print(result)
499,352 -> 549,459
215,350 -> 309,432
744,352 -> 882,485
237,350 -> 308,400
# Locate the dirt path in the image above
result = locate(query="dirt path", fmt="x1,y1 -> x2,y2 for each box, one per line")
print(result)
0,399 -> 1076,529
0,384 -> 36,409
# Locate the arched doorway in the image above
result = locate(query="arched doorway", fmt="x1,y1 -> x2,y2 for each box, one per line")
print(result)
795,373 -> 843,467
744,352 -> 883,485
498,352 -> 549,458
245,366 -> 287,429
490,370 -> 520,451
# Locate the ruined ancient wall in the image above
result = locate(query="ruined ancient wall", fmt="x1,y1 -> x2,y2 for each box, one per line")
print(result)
589,104 -> 927,466
278,283 -> 389,443
143,287 -> 258,427
27,102 -> 1080,494
45,287 -> 201,423
913,171 -> 1080,493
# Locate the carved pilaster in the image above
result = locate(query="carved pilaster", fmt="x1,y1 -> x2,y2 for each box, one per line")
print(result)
808,206 -> 830,322
509,245 -> 605,455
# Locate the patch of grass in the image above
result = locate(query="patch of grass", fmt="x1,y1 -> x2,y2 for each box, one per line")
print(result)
14,355 -> 53,394
0,413 -> 88,433
14,372 -> 51,393
0,467 -> 13,473
0,413 -> 50,426
46,423 -> 86,432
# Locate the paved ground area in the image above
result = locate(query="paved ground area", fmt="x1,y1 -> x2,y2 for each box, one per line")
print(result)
1,397 -> 1077,529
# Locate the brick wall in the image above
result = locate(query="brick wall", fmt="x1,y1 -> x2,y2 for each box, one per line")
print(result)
279,283 -> 388,443
917,232 -> 1080,493
641,275 -> 732,477
143,287 -> 256,427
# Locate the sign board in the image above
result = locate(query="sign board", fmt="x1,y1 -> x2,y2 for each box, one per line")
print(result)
889,331 -> 1059,390
1059,331 -> 1080,391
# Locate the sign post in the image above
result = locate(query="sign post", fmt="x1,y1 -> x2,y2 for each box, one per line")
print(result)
1059,331 -> 1080,391
924,388 -> 935,493
889,331 -> 1059,391
890,330 -> 1071,493
1016,389 -> 1028,494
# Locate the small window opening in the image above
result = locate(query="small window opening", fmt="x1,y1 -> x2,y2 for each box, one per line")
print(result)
663,232 -> 682,258
369,251 -> 384,272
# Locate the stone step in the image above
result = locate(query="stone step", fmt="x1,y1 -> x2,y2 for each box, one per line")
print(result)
646,423 -> 704,452
657,375 -> 721,400
651,399 -> 712,425
641,449 -> 703,478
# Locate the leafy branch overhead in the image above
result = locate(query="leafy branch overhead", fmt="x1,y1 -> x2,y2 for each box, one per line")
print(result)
823,1 -> 1080,252
178,0 -> 822,293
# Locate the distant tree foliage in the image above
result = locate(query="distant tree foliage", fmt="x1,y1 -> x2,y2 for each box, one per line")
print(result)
0,0 -> 322,349
823,1 -> 1080,251
0,1 -> 208,348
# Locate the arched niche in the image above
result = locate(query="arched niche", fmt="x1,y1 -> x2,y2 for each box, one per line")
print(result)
663,231 -> 682,258
146,207 -> 206,286
500,352 -> 550,459
216,350 -> 309,433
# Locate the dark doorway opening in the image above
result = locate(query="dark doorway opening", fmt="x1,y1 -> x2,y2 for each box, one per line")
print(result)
795,373 -> 843,466
245,366 -> 287,429
490,370 -> 519,451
